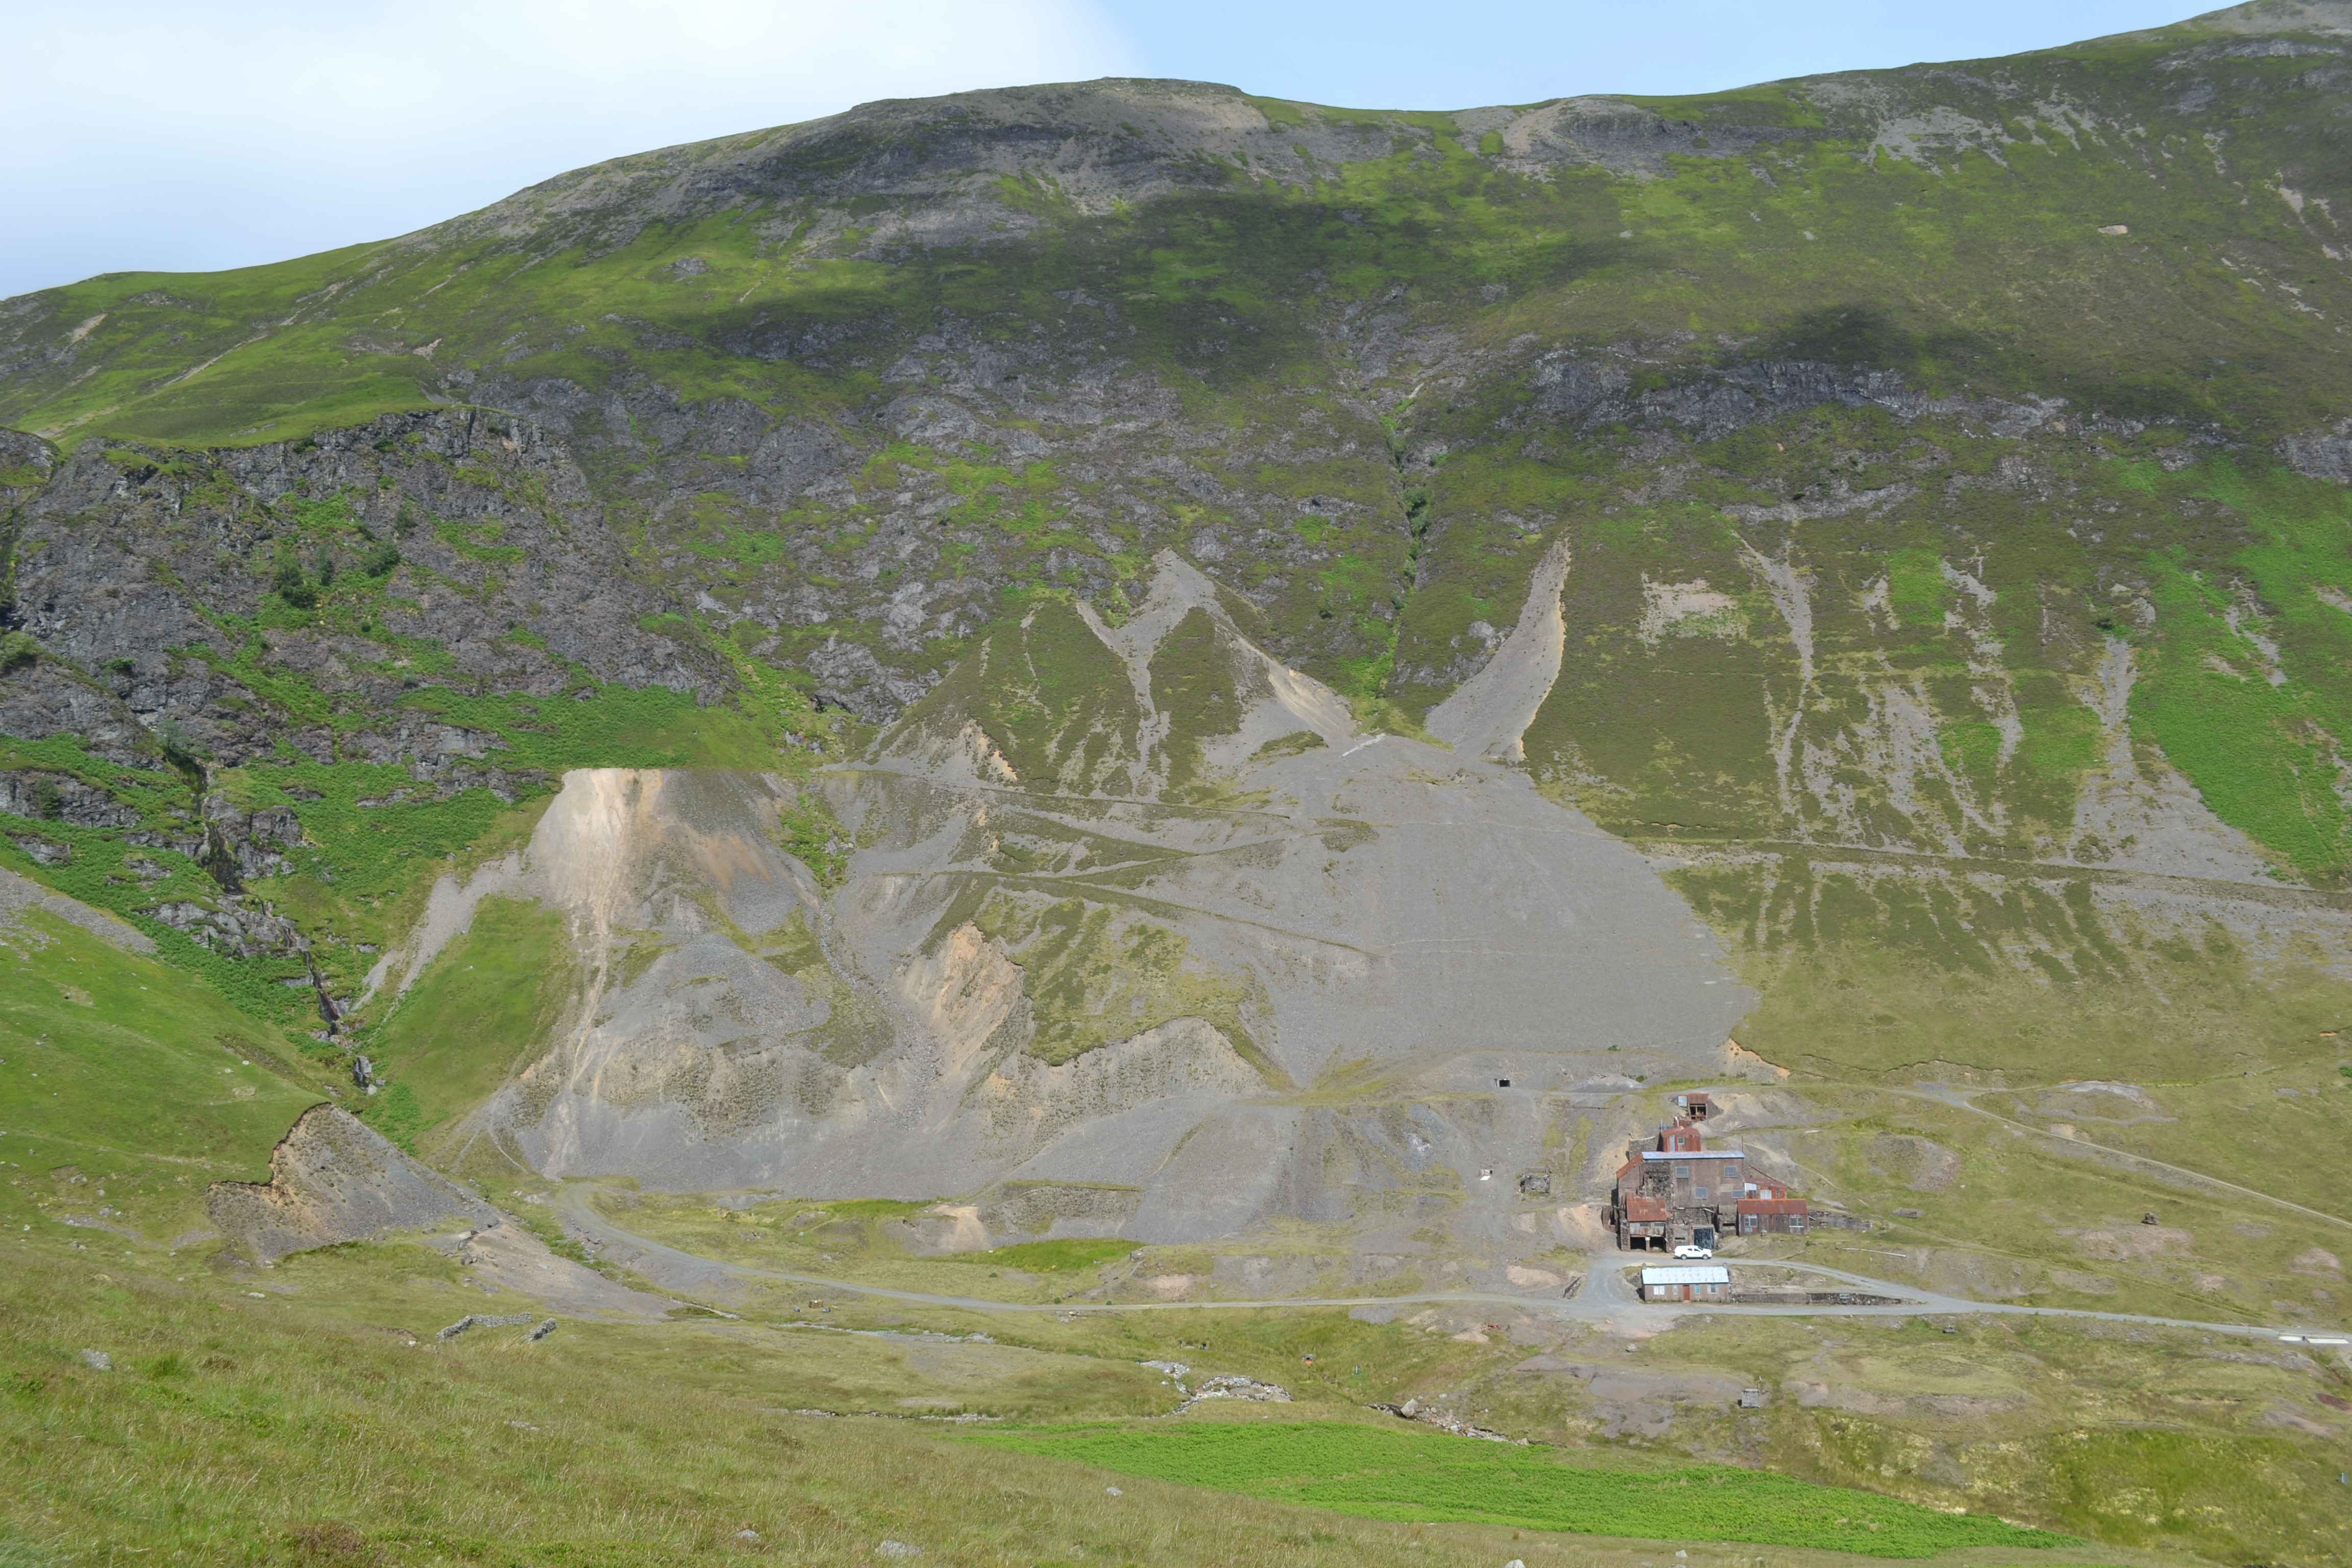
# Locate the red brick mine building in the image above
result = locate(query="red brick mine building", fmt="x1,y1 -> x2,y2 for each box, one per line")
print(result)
1609,1112 -> 1808,1251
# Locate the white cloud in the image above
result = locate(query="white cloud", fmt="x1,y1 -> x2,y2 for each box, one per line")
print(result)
0,0 -> 1137,295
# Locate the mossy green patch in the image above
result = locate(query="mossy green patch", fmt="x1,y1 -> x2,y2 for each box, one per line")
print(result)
892,600 -> 1143,796
1883,549 -> 1949,629
1149,607 -> 1248,798
1251,730 -> 1327,764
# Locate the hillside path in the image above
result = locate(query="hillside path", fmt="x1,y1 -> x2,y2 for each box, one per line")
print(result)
1877,1081 -> 2352,1235
552,1188 -> 2333,1345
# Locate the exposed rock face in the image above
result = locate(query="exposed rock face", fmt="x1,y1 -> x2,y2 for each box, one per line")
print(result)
2280,423 -> 2352,483
208,1104 -> 497,1263
0,656 -> 161,764
3,409 -> 718,766
0,769 -> 138,828
145,898 -> 310,961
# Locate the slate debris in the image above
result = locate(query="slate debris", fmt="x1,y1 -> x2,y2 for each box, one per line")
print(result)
206,1106 -> 498,1265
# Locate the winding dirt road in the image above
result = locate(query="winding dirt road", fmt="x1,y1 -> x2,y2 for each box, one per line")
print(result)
551,1187 -> 2333,1346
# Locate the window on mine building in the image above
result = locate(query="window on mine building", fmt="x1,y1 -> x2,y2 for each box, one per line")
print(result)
1673,1164 -> 1690,1179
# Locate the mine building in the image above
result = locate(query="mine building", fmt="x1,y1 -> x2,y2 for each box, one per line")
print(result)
1736,1184 -> 1808,1236
1641,1263 -> 1729,1301
1618,1190 -> 1672,1247
1608,1108 -> 1807,1251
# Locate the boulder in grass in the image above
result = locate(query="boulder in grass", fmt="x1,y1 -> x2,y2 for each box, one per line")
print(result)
437,1312 -> 534,1341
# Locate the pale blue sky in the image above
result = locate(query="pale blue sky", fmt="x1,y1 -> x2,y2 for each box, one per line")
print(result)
0,1 -> 2198,299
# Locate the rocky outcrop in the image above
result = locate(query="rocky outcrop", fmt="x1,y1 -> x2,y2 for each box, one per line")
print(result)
0,427 -> 55,483
2280,423 -> 2352,483
143,898 -> 309,961
207,1104 -> 498,1264
0,657 -> 162,765
0,769 -> 138,828
2,407 -> 719,766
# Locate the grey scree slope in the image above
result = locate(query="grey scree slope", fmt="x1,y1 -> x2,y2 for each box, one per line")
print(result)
427,553 -> 1755,1246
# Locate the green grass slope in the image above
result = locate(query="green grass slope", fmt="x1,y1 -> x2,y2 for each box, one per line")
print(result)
9,1235 -> 2168,1568
962,1422 -> 2070,1557
363,895 -> 577,1157
0,909 -> 329,1243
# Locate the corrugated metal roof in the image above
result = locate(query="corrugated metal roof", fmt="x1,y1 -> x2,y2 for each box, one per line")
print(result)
1738,1197 -> 1807,1213
1641,1150 -> 1746,1161
1641,1265 -> 1730,1285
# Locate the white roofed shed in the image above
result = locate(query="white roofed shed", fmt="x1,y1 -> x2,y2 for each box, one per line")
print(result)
1641,1264 -> 1730,1302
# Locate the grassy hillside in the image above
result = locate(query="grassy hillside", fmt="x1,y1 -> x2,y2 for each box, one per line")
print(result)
365,895 -> 577,1156
0,908 -> 330,1243
4,1207 -> 2344,1566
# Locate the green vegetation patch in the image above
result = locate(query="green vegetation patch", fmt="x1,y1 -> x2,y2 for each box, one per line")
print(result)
0,1245 -> 1497,1568
0,912 -> 324,1235
1149,606 -> 1249,798
1251,729 -> 1327,764
960,1421 -> 2072,1557
1882,549 -> 1949,629
894,600 -> 1143,796
944,1237 -> 1133,1273
364,895 -> 576,1153
1671,851 -> 2352,1083
2125,459 -> 2352,884
969,888 -> 1258,1067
